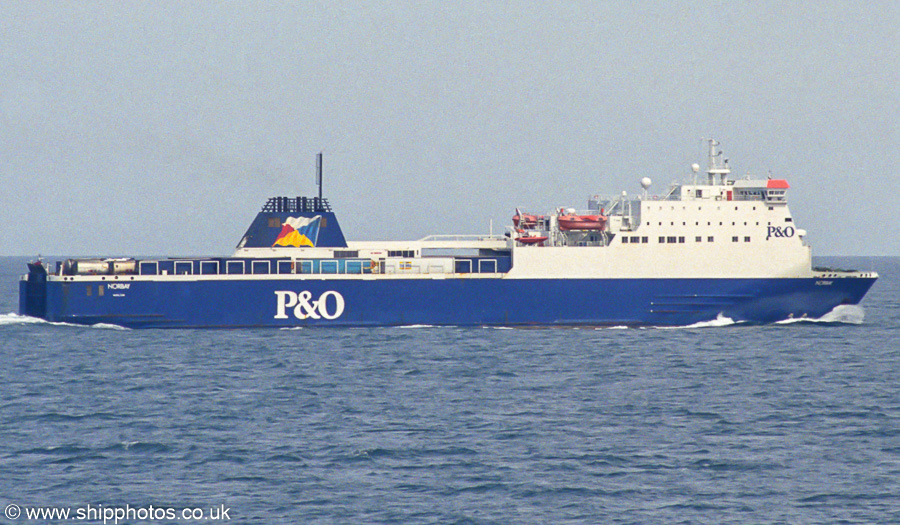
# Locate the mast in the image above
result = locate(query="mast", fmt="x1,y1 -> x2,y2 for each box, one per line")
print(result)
316,152 -> 323,200
706,139 -> 731,185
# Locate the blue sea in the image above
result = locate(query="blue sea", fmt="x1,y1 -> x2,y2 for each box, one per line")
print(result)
1,256 -> 897,524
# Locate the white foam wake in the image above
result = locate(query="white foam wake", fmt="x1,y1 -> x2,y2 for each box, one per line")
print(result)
656,313 -> 738,330
0,313 -> 46,325
0,313 -> 129,330
775,304 -> 865,325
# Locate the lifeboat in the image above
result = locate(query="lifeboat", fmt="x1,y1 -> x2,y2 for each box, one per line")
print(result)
557,214 -> 607,231
516,235 -> 548,245
512,208 -> 545,229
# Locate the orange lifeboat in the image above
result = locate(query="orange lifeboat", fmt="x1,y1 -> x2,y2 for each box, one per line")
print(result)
512,208 -> 545,229
557,214 -> 607,231
516,235 -> 548,245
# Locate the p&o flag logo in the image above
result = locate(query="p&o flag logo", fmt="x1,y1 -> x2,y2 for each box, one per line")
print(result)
273,216 -> 321,248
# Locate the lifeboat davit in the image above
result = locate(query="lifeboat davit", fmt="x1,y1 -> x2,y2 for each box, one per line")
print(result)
557,214 -> 607,231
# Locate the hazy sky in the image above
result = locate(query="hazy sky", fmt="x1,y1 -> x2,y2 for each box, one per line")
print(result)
2,1 -> 898,256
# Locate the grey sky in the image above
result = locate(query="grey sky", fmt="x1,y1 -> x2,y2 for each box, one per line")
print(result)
2,1 -> 898,256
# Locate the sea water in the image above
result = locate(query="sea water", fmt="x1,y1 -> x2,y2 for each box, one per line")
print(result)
1,256 -> 897,524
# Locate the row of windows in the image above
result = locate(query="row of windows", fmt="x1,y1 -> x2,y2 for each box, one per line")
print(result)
653,218 -> 790,227
655,205 -> 779,211
622,235 -> 753,244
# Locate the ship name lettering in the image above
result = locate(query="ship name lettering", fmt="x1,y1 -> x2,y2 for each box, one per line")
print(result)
274,290 -> 345,320
107,283 -> 130,290
766,226 -> 795,240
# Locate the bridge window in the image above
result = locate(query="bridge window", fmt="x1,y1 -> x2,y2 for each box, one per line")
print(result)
659,236 -> 665,243
678,237 -> 685,243
642,237 -> 648,243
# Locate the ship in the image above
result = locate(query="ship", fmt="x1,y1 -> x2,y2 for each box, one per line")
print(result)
19,140 -> 877,328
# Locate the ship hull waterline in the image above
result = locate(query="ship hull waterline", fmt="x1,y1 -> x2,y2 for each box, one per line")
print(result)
20,276 -> 877,329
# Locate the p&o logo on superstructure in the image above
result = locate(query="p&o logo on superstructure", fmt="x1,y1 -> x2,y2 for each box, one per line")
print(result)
274,290 -> 345,320
766,226 -> 795,240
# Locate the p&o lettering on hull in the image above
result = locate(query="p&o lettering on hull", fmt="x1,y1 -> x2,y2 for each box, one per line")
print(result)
274,290 -> 345,320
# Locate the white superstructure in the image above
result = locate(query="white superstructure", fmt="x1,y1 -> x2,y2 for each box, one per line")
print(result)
231,139 -> 873,282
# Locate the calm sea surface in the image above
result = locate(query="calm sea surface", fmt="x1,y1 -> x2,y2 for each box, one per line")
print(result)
0,256 -> 897,524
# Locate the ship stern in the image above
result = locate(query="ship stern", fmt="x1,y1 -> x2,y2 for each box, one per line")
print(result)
19,261 -> 48,319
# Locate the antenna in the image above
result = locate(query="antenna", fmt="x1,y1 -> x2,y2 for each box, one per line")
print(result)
316,152 -> 323,200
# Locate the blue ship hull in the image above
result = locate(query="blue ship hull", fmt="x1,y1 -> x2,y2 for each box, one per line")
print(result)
21,276 -> 877,328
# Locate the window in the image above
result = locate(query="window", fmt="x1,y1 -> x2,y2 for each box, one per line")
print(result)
708,236 -> 714,242
334,250 -> 359,258
678,237 -> 685,243
695,236 -> 702,242
642,237 -> 648,243
631,236 -> 640,243
622,237 -> 629,244
659,236 -> 665,243
667,236 -> 677,243
744,236 -> 751,242
732,236 -> 739,242
388,250 -> 415,257
785,217 -> 793,222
